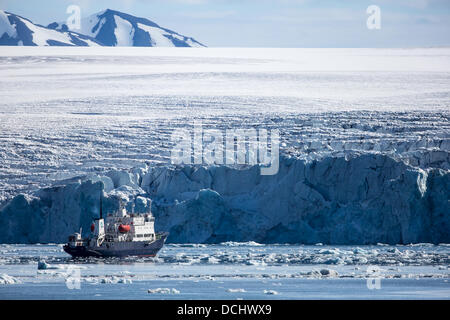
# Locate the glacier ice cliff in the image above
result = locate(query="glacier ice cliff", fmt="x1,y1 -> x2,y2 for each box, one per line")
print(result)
0,154 -> 448,244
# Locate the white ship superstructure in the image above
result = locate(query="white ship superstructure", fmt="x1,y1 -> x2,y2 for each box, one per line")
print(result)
103,207 -> 156,243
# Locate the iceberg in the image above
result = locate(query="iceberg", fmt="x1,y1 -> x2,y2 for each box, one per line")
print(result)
0,273 -> 20,285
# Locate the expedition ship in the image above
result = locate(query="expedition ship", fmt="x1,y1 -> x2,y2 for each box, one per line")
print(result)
63,199 -> 168,258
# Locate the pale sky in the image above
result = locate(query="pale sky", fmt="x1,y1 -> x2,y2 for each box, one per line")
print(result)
1,0 -> 449,47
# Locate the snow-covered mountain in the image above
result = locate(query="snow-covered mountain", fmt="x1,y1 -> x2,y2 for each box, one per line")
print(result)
0,10 -> 101,46
48,9 -> 205,47
0,9 -> 205,47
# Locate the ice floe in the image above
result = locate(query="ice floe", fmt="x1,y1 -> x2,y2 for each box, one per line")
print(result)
148,288 -> 180,294
0,273 -> 20,284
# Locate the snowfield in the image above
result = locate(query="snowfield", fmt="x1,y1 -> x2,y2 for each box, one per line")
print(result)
0,47 -> 449,245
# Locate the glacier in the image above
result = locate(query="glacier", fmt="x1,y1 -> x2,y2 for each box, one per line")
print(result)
0,154 -> 448,244
0,47 -> 448,244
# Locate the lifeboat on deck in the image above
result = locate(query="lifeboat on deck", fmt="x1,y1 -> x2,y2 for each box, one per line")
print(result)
118,224 -> 131,233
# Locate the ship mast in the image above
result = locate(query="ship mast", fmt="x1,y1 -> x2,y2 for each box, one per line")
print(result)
100,191 -> 103,219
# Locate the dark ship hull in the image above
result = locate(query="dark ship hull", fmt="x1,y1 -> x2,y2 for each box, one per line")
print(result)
63,232 -> 168,258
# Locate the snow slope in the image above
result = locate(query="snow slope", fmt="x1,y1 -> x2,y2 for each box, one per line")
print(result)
0,11 -> 101,46
47,9 -> 205,47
